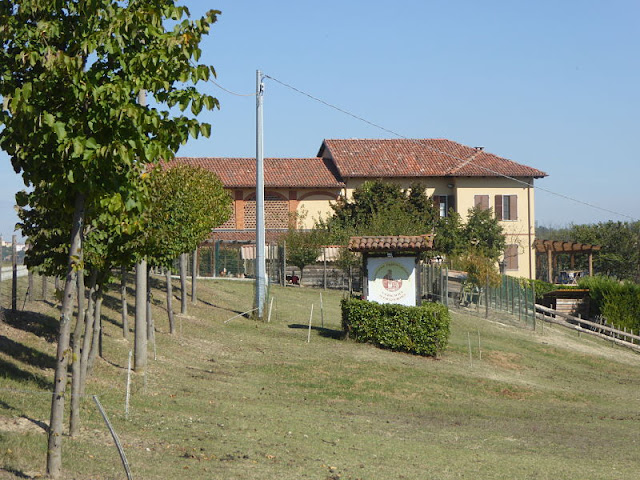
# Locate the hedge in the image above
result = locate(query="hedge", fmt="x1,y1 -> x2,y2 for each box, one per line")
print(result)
578,275 -> 640,330
341,298 -> 450,356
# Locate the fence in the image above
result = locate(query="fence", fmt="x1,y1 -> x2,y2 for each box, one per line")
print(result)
179,242 -> 362,292
421,264 -> 536,328
535,304 -> 640,352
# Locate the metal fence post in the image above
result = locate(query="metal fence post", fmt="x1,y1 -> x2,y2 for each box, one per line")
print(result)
444,266 -> 449,307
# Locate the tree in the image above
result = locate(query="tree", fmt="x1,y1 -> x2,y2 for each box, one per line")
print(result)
571,221 -> 640,282
318,181 -> 437,243
144,164 -> 231,327
284,229 -> 321,282
537,221 -> 640,282
0,2 -> 220,476
462,206 -> 506,261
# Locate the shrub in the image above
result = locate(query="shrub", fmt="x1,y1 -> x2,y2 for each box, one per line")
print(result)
341,298 -> 450,356
579,275 -> 640,330
527,279 -> 556,302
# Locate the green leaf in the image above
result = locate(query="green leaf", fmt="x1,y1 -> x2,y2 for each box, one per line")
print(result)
199,123 -> 211,138
53,122 -> 66,140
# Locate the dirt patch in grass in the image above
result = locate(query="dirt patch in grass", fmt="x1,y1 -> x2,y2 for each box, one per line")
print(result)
0,415 -> 47,435
486,351 -> 523,370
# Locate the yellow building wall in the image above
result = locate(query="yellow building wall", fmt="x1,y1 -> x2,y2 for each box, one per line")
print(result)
453,177 -> 536,279
297,192 -> 339,228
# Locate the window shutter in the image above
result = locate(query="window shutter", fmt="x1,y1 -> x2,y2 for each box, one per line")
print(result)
447,195 -> 456,214
494,195 -> 503,220
504,244 -> 519,270
510,195 -> 518,220
474,195 -> 489,210
433,195 -> 440,213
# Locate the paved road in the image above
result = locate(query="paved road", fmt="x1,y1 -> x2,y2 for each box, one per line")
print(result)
0,265 -> 28,280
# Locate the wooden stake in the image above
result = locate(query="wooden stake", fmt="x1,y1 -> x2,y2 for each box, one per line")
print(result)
307,304 -> 314,343
125,351 -> 132,418
267,296 -> 274,323
467,332 -> 473,367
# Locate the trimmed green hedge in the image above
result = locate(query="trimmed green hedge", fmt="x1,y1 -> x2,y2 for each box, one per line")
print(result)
341,298 -> 450,356
578,275 -> 640,330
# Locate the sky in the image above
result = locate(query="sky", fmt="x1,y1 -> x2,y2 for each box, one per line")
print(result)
1,0 -> 639,240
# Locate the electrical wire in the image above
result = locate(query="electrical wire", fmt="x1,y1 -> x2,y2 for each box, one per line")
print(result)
209,78 -> 256,97
263,74 -> 639,223
188,60 -> 257,97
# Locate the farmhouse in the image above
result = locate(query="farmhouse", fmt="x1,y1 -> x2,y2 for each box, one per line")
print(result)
171,138 -> 547,279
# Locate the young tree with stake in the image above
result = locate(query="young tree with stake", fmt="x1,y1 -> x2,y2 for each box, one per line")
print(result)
0,2 -> 220,476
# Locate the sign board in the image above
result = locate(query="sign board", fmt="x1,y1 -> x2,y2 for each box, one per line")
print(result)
367,256 -> 416,306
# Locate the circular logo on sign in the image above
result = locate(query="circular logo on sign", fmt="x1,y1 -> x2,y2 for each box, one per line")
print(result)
382,269 -> 402,292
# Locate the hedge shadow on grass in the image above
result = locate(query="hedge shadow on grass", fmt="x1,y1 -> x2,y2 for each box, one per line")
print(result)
287,323 -> 344,340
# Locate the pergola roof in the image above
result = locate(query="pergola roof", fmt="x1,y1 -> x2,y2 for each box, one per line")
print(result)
348,235 -> 434,253
533,239 -> 602,254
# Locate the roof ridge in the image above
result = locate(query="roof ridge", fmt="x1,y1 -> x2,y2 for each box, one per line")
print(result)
446,148 -> 483,175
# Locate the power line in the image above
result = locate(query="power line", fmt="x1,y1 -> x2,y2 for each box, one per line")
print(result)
188,60 -> 256,97
263,74 -> 638,223
209,78 -> 256,97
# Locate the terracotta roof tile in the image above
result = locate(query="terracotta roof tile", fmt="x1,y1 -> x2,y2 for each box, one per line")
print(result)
348,235 -> 434,252
320,139 -> 547,179
167,157 -> 344,188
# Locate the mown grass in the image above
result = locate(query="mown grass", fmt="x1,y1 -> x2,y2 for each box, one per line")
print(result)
1,276 -> 640,479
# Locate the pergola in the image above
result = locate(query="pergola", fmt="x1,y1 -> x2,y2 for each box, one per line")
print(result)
533,239 -> 601,283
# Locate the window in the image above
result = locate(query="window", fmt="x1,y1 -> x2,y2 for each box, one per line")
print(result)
503,244 -> 519,271
494,194 -> 517,221
434,195 -> 455,217
474,195 -> 489,210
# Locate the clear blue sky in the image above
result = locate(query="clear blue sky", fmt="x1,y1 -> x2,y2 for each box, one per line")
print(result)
1,0 -> 639,240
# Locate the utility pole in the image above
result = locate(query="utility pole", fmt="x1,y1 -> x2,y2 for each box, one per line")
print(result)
255,70 -> 267,320
134,89 -> 147,372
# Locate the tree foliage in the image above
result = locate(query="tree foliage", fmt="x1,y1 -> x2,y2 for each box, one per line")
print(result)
317,181 -> 437,243
317,180 -> 505,263
537,221 -> 640,282
144,164 -> 232,268
0,2 -> 221,476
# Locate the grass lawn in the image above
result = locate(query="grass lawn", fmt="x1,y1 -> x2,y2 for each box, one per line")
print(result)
1,276 -> 639,479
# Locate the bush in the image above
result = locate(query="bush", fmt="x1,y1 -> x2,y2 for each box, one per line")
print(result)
341,298 -> 450,356
526,279 -> 556,302
579,275 -> 640,330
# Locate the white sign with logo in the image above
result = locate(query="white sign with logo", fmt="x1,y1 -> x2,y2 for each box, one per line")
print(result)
367,256 -> 416,306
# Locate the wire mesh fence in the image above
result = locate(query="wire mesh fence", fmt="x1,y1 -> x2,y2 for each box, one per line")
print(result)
421,264 -> 536,329
176,242 -> 363,292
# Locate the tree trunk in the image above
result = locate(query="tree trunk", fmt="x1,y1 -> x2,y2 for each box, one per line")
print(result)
166,268 -> 175,334
121,265 -> 128,339
86,288 -> 103,377
79,270 -> 98,396
134,259 -> 147,372
180,253 -> 187,315
47,193 -> 85,479
27,269 -> 33,302
70,271 -> 86,437
191,247 -> 198,306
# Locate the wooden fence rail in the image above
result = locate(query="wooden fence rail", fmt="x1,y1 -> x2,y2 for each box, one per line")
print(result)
535,303 -> 640,353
